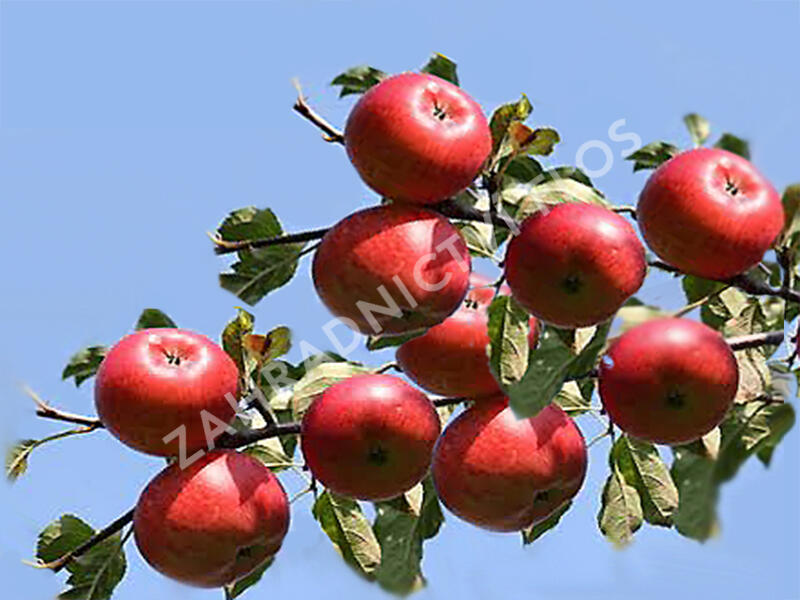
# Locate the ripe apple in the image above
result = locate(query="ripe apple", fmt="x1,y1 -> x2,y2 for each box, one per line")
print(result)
134,450 -> 290,588
598,317 -> 739,445
396,287 -> 538,398
432,397 -> 587,532
344,72 -> 492,205
504,202 -> 646,328
638,148 -> 784,280
312,204 -> 471,335
301,373 -> 441,501
95,328 -> 240,457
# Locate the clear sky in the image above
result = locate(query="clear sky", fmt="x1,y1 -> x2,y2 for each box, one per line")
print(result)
1,1 -> 798,599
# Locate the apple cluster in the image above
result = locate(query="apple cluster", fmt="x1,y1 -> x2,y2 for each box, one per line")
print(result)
86,70 -> 786,592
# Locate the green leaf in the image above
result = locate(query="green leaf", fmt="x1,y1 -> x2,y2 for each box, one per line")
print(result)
224,558 -> 274,599
597,461 -> 643,547
756,402 -> 796,465
456,221 -> 498,259
242,414 -> 295,472
513,178 -> 609,221
366,330 -> 425,351
134,309 -> 176,330
37,515 -> 128,600
612,436 -> 679,527
670,446 -> 718,541
503,155 -> 544,183
243,326 -> 292,366
683,113 -> 710,147
502,124 -> 560,157
313,491 -> 381,578
681,275 -> 730,328
489,95 -> 533,156
6,439 -> 37,482
222,308 -> 255,374
566,320 -> 611,378
291,361 -> 373,419
506,328 -> 573,418
62,346 -> 108,387
615,301 -> 666,333
521,501 -> 572,545
553,381 -> 591,416
539,166 -> 593,187
331,65 -> 388,97
420,53 -> 458,85
373,476 -> 443,595
487,295 -> 531,389
217,207 -> 305,305
714,133 -> 750,159
625,141 -> 680,172
778,183 -> 800,251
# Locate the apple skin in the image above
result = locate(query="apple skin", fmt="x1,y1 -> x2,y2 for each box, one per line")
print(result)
312,204 -> 471,335
432,397 -> 587,532
396,289 -> 538,399
638,148 -> 784,280
344,72 -> 492,205
598,318 -> 739,445
504,202 -> 646,328
95,329 -> 240,457
301,374 -> 441,501
134,450 -> 290,588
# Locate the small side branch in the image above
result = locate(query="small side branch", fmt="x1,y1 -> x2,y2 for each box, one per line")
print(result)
26,387 -> 103,430
292,83 -> 345,144
212,227 -> 329,256
433,198 -> 518,230
727,331 -> 784,351
432,397 -> 467,408
217,422 -> 303,448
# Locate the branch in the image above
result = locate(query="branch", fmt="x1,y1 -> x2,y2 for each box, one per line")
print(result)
25,387 -> 103,430
611,206 -> 638,219
292,82 -> 345,144
432,197 -> 518,230
727,330 -> 784,351
216,422 -> 303,448
212,227 -> 329,256
34,508 -> 135,572
432,397 -> 467,408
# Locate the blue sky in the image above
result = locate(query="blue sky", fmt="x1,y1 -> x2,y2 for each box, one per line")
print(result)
1,1 -> 798,599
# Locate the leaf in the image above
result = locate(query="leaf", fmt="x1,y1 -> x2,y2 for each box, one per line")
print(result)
489,95 -> 533,156
506,123 -> 560,156
366,330 -> 425,351
715,133 -> 750,159
134,309 -> 176,330
243,432 -> 294,472
216,207 -> 305,305
615,301 -> 666,333
225,558 -> 274,599
503,155 -> 544,183
506,328 -> 574,418
778,183 -> 800,250
487,295 -> 531,389
373,476 -> 443,595
222,308 -> 255,374
553,381 -> 591,416
62,346 -> 108,387
681,275 -> 730,328
420,53 -> 458,85
37,515 -> 128,600
514,178 -> 609,220
756,402 -> 795,465
243,326 -> 292,365
331,65 -> 388,97
456,221 -> 498,259
521,501 -> 572,545
670,446 -> 718,541
683,113 -> 710,147
612,436 -> 679,527
566,320 -> 611,378
291,362 -> 373,419
625,141 -> 680,172
313,491 -> 381,578
597,462 -> 643,547
6,439 -> 37,482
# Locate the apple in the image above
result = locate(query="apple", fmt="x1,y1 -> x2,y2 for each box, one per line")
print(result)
301,373 -> 441,501
432,397 -> 587,532
598,317 -> 739,445
504,202 -> 646,327
344,72 -> 492,205
396,287 -> 538,398
312,204 -> 471,335
638,148 -> 784,280
134,450 -> 290,588
95,328 -> 240,457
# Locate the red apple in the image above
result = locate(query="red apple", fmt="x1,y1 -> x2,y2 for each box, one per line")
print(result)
432,397 -> 587,532
344,72 -> 492,205
301,373 -> 441,500
95,329 -> 240,457
312,204 -> 471,335
638,148 -> 784,280
134,450 -> 290,588
598,317 -> 739,445
396,292 -> 538,399
504,202 -> 646,327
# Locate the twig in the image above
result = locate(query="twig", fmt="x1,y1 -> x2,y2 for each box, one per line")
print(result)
216,422 -> 303,449
292,81 -> 345,144
32,509 -> 135,572
727,331 -> 784,351
432,197 -> 518,230
212,227 -> 329,256
432,397 -> 467,408
25,387 -> 103,430
611,206 -> 638,219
